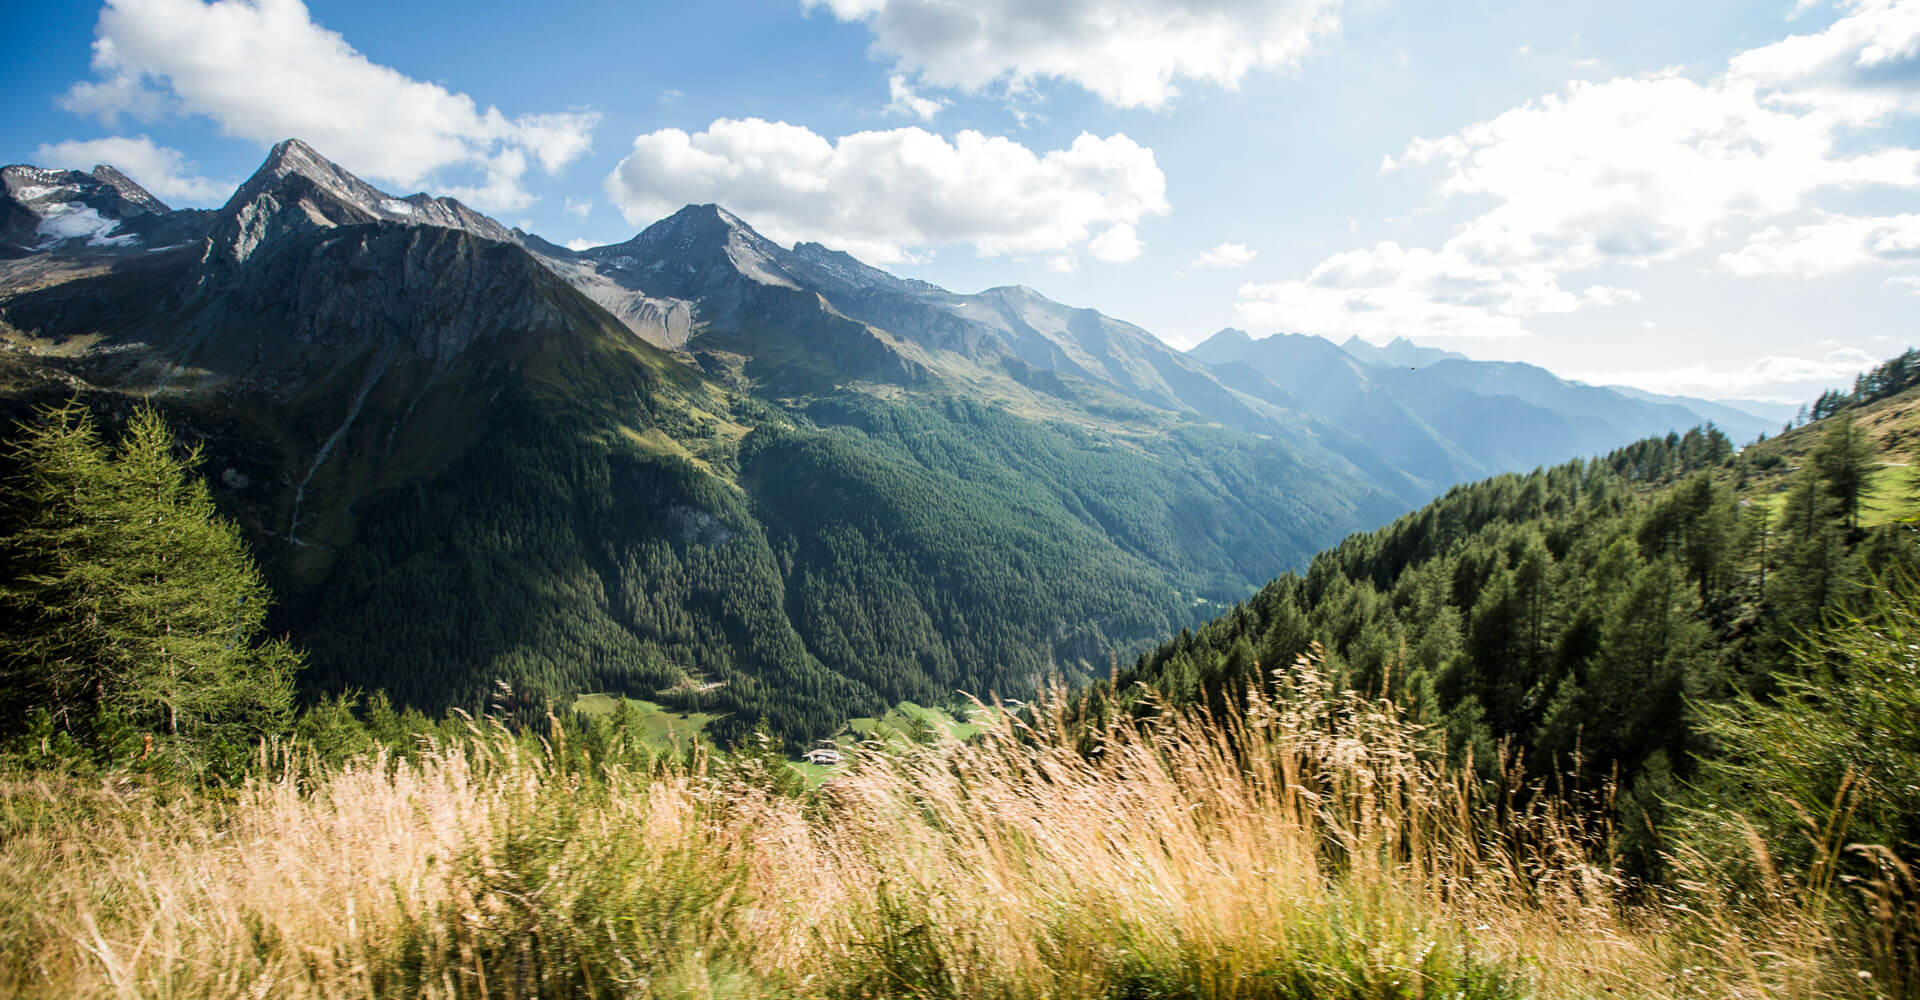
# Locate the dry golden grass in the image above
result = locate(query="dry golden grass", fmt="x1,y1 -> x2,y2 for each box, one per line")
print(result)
0,656 -> 1899,999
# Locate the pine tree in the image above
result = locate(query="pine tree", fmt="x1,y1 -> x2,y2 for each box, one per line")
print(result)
1813,413 -> 1878,532
0,403 -> 301,772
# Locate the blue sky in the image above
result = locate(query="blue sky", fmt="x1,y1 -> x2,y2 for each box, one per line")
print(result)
5,0 -> 1917,404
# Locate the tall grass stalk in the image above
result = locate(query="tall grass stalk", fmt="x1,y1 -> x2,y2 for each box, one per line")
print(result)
0,655 -> 1901,998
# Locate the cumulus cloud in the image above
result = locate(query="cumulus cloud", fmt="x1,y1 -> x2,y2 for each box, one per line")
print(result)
604,118 -> 1168,264
564,237 -> 598,252
1381,72 -> 1919,273
804,0 -> 1344,109
58,0 -> 598,212
1087,223 -> 1143,262
33,134 -> 230,205
1730,0 -> 1920,118
885,74 -> 947,120
1240,0 -> 1920,340
1191,242 -> 1257,269
1570,348 -> 1878,402
1719,213 -> 1920,276
1236,241 -> 1607,338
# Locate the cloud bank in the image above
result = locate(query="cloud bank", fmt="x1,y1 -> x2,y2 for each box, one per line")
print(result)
805,0 -> 1344,109
1238,0 -> 1920,347
60,0 -> 598,211
605,118 -> 1168,264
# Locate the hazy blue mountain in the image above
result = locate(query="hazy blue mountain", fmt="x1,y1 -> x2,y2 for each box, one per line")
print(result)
1337,334 -> 1467,368
1191,328 -> 1773,481
1710,397 -> 1801,426
1190,328 -> 1486,486
1602,384 -> 1786,439
1416,357 -> 1775,443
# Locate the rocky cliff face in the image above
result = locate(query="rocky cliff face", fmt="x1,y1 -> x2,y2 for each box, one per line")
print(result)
212,222 -> 583,364
2,147 -> 606,392
203,138 -> 515,272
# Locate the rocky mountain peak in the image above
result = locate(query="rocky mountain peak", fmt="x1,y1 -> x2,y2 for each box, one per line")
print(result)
237,138 -> 390,210
87,164 -> 171,215
784,240 -> 923,296
0,162 -> 187,252
1196,327 -> 1254,351
1338,334 -> 1468,368
208,139 -> 514,267
585,203 -> 800,293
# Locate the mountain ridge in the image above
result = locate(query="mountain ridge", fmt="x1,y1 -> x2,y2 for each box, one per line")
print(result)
0,138 -> 1420,743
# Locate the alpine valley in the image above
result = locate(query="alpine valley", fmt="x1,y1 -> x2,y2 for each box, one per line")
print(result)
0,140 -> 1779,743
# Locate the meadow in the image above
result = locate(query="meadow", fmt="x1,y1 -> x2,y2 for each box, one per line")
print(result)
1,652 -> 1900,1000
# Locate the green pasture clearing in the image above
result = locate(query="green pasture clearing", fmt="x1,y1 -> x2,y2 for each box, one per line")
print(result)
840,700 -> 1000,745
572,693 -> 1004,787
1756,461 -> 1917,528
571,694 -> 721,751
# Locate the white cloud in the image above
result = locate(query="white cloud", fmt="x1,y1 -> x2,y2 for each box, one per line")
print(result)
564,196 -> 593,218
1382,71 -> 1919,273
1087,222 -> 1143,262
1570,348 -> 1877,402
1581,284 -> 1642,306
564,237 -> 597,252
1242,0 -> 1920,341
885,74 -> 948,120
804,0 -> 1344,109
33,134 -> 230,206
1730,0 -> 1920,114
1191,242 -> 1257,269
1047,254 -> 1078,273
59,0 -> 598,212
1236,241 -> 1602,338
1720,213 -> 1920,276
605,118 -> 1168,264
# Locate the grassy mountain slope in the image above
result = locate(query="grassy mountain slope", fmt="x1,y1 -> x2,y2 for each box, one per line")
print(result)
1083,399 -> 1919,871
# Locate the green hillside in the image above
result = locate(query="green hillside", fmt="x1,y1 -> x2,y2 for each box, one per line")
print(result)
1084,406 -> 1918,873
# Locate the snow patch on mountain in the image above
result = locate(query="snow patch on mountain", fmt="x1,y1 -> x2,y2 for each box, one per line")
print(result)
36,205 -> 138,247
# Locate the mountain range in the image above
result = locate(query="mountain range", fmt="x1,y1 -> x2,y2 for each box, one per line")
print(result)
0,139 -> 1779,741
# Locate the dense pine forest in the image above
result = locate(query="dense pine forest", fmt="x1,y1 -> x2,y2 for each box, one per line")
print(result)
1084,392 -> 1916,882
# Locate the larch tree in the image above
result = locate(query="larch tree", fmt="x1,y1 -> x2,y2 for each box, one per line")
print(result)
0,402 -> 300,772
1813,413 -> 1879,532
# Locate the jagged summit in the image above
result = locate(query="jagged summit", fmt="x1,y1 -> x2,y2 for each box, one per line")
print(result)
1194,327 -> 1254,352
0,162 -> 203,252
785,240 -> 922,296
609,204 -> 779,258
1338,334 -> 1467,369
583,202 -> 801,293
209,139 -> 514,266
85,164 -> 171,215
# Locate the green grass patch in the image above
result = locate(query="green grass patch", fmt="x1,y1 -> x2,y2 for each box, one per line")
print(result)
840,700 -> 990,744
1858,462 -> 1917,526
571,694 -> 720,752
1757,461 -> 1919,528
